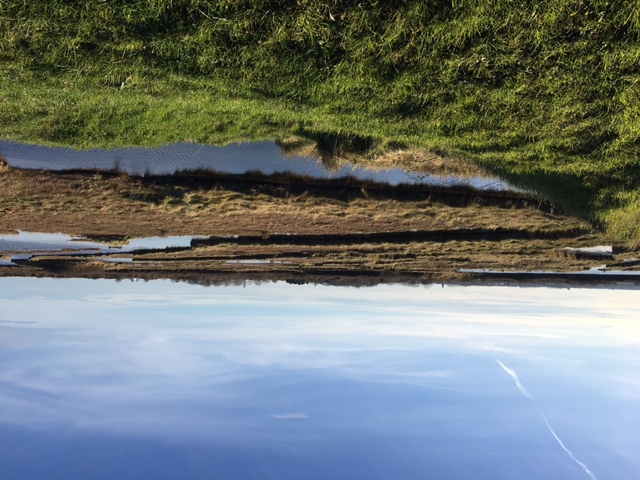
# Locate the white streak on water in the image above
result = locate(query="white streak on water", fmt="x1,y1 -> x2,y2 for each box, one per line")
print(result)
269,413 -> 309,420
495,359 -> 535,401
542,413 -> 599,480
495,359 -> 599,480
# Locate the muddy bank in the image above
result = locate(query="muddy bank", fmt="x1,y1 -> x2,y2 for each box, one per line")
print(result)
0,165 -> 576,238
2,229 -> 639,287
1,158 -> 637,285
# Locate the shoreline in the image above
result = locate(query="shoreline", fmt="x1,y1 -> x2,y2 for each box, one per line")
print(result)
1,164 -> 638,285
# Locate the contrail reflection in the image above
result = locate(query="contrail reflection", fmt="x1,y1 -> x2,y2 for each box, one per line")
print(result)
495,359 -> 599,480
542,413 -> 599,480
495,359 -> 535,401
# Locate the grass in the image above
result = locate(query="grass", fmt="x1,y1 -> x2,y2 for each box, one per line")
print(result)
1,0 -> 639,243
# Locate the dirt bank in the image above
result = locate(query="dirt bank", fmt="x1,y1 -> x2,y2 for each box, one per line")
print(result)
1,165 -> 637,284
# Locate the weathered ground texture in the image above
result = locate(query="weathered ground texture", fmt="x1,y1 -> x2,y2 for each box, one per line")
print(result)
1,157 -> 638,286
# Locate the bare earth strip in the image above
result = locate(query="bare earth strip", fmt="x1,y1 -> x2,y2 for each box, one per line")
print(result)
0,165 -> 638,285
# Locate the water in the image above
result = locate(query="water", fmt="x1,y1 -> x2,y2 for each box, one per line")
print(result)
0,231 -> 112,253
0,231 -> 202,261
0,140 -> 520,192
225,259 -> 292,264
0,278 -> 638,479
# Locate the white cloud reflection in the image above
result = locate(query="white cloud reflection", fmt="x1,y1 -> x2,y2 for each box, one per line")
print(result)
0,278 -> 639,468
270,413 -> 309,420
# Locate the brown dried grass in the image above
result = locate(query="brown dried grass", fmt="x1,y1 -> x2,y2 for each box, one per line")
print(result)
366,149 -> 489,177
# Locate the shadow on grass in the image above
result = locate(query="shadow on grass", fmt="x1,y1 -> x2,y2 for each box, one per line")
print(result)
502,170 -> 598,220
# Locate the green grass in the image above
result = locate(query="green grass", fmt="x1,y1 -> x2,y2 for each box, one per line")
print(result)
1,0 -> 640,244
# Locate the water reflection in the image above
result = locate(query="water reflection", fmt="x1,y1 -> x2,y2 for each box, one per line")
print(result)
0,140 -> 519,192
0,231 -> 203,262
0,279 -> 638,479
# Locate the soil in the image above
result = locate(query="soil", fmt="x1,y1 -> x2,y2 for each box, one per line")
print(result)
1,164 -> 638,285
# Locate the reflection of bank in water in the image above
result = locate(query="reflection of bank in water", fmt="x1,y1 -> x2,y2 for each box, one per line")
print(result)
0,140 -> 526,195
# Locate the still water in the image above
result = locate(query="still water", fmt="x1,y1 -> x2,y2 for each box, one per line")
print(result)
0,231 -> 204,264
1,278 -> 638,479
0,140 -> 517,192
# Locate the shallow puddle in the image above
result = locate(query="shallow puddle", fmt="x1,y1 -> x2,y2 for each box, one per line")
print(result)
0,140 -> 521,192
460,266 -> 640,280
0,231 -> 111,253
0,231 -> 201,260
95,257 -> 133,263
225,259 -> 292,265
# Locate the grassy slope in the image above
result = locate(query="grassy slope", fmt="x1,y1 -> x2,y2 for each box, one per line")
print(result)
1,0 -> 639,243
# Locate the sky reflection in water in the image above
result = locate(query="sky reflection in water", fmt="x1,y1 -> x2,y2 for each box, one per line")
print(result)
0,140 -> 517,191
0,278 -> 639,480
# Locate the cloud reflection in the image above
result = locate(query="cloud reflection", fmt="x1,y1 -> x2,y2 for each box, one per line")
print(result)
0,278 -> 639,479
270,413 -> 309,420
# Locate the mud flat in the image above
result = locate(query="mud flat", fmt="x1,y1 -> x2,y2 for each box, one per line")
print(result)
0,143 -> 638,286
2,232 -> 639,288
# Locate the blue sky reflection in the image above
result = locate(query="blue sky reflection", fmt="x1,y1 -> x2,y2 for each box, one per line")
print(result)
0,278 -> 639,479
